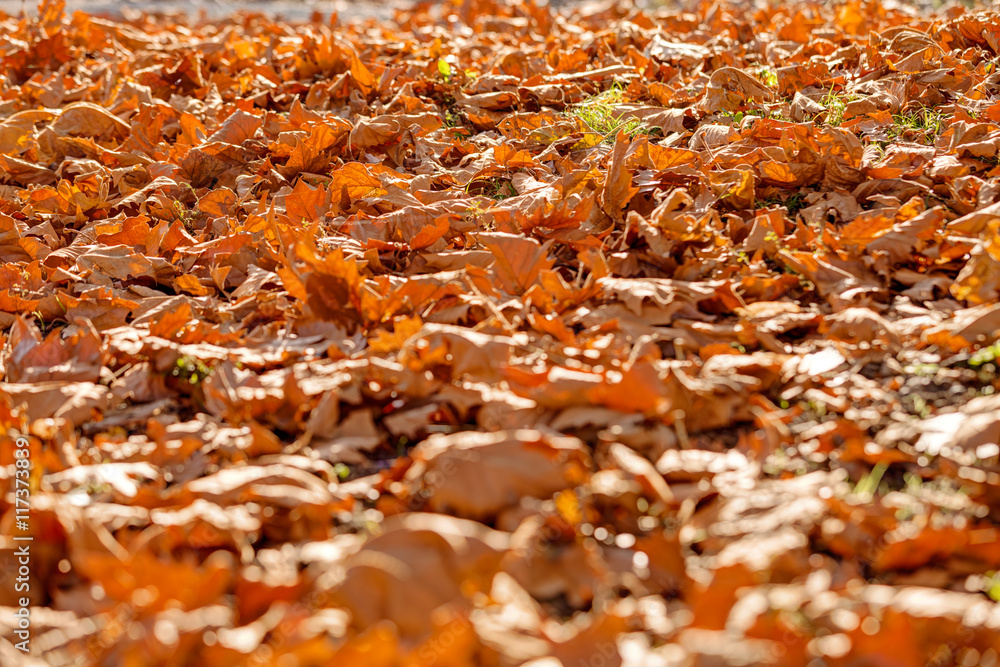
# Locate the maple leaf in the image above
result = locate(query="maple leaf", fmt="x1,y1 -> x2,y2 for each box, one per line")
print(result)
599,131 -> 639,222
329,162 -> 386,208
284,178 -> 332,223
476,231 -> 555,295
206,109 -> 262,145
8,3 -> 1000,664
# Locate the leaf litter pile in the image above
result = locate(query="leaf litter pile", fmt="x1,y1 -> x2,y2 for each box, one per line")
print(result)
9,0 -> 1000,664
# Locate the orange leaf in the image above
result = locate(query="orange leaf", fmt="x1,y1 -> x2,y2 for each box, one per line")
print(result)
409,214 -> 451,250
477,231 -> 555,295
